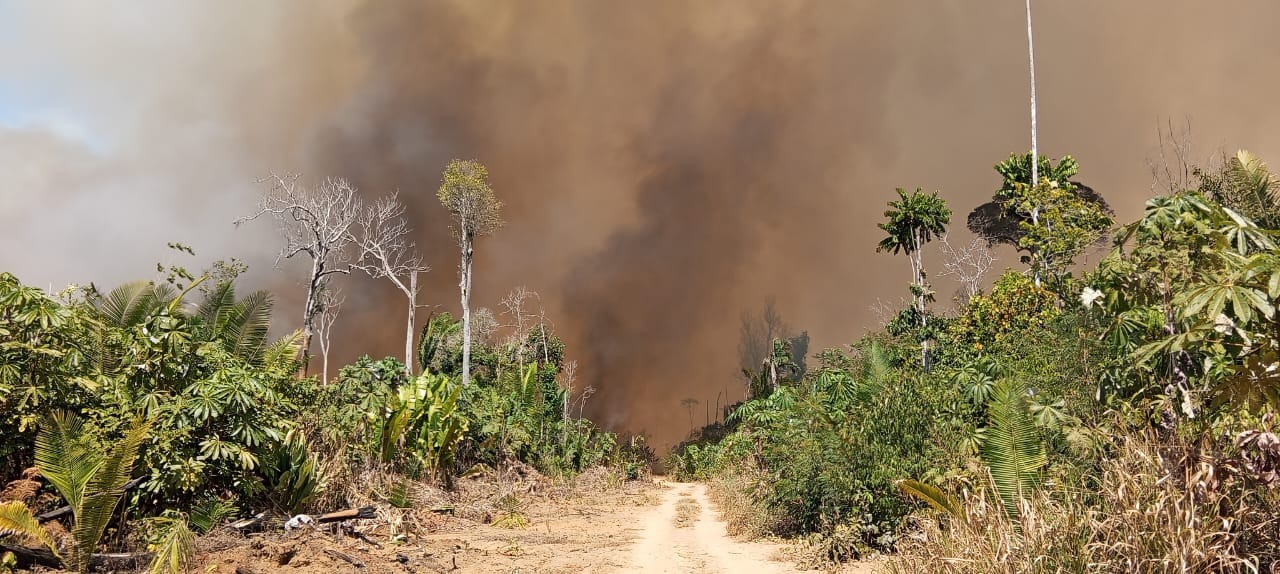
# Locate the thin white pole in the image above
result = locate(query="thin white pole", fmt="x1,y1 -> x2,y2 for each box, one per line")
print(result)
1026,0 -> 1039,185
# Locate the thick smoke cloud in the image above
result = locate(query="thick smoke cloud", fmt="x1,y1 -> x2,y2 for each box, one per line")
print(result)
4,1 -> 1280,445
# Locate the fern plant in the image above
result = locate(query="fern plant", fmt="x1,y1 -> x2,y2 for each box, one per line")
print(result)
980,379 -> 1046,521
0,411 -> 150,572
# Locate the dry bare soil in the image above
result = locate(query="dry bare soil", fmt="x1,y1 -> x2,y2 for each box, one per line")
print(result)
196,475 -> 877,574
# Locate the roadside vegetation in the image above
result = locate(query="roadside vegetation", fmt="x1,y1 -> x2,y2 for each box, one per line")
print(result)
0,161 -> 652,573
670,148 -> 1280,572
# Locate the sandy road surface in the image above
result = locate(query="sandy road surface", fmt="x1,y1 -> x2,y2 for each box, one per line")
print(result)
198,478 -> 878,573
621,482 -> 808,573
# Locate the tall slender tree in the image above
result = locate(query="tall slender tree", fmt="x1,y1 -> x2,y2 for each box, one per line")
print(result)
877,187 -> 951,369
353,192 -> 429,375
437,159 -> 504,387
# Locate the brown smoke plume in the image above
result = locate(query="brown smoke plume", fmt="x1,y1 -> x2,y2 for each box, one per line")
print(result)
4,1 -> 1280,446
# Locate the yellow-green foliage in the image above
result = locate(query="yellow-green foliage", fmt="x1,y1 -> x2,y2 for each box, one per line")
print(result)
950,271 -> 1059,350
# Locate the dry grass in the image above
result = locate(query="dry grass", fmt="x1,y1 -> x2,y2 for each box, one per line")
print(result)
886,430 -> 1280,574
674,496 -> 700,528
706,472 -> 774,538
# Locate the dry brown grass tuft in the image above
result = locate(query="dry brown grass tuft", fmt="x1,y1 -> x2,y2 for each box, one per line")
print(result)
706,472 -> 775,538
887,429 -> 1280,574
0,478 -> 40,504
674,496 -> 700,528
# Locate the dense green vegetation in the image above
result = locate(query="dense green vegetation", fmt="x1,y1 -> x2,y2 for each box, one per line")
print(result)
5,146 -> 1280,573
671,150 -> 1280,572
0,163 -> 649,573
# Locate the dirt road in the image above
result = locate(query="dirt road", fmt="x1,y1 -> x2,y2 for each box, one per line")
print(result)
200,477 -> 878,573
621,482 -> 807,573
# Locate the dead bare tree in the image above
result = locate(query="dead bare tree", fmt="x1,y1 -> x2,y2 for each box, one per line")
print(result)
470,307 -> 499,346
939,235 -> 997,303
738,298 -> 789,373
501,286 -> 555,368
559,360 -> 578,449
500,286 -> 537,366
236,173 -> 362,374
1149,118 -> 1199,194
681,397 -> 699,433
315,286 -> 344,384
578,380 -> 595,421
353,192 -> 429,375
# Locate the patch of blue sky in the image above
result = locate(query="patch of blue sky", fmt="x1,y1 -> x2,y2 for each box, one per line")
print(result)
0,1 -> 112,153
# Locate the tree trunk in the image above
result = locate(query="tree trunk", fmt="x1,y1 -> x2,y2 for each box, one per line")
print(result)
561,379 -> 570,449
405,270 -> 417,376
460,236 -> 474,387
298,261 -> 322,378
913,230 -> 930,371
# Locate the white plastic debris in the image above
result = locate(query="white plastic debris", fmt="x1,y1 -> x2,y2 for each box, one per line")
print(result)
284,514 -> 315,531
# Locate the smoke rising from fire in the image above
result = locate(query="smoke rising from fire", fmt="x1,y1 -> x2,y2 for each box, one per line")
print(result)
4,1 -> 1280,445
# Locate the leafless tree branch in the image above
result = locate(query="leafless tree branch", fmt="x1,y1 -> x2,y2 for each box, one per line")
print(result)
351,191 -> 429,374
938,235 -> 997,303
235,173 -> 363,375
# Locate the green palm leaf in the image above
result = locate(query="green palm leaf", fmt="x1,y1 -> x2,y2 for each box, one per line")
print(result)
980,379 -> 1046,521
96,281 -> 176,328
859,341 -> 892,400
34,411 -> 99,513
194,281 -> 237,328
222,290 -> 273,363
261,330 -> 303,375
147,517 -> 194,574
68,420 -> 149,572
896,479 -> 965,520
0,501 -> 58,556
33,412 -> 150,573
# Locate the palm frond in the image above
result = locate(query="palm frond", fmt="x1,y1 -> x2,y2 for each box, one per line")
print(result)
856,341 -> 893,402
187,498 -> 236,534
980,379 -> 1046,521
0,501 -> 58,555
896,479 -> 965,520
147,516 -> 194,574
34,411 -> 99,513
96,281 -> 176,328
223,290 -> 273,363
194,281 -> 237,328
69,420 -> 149,573
261,330 -> 304,375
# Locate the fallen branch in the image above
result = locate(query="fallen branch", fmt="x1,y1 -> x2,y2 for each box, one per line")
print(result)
228,512 -> 269,532
323,548 -> 365,568
0,543 -> 153,570
36,476 -> 146,523
316,506 -> 376,523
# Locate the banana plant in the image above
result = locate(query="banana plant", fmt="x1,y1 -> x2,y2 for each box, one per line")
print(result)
372,371 -> 469,480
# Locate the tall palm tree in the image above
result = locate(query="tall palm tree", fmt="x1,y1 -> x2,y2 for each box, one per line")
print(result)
877,187 -> 951,369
